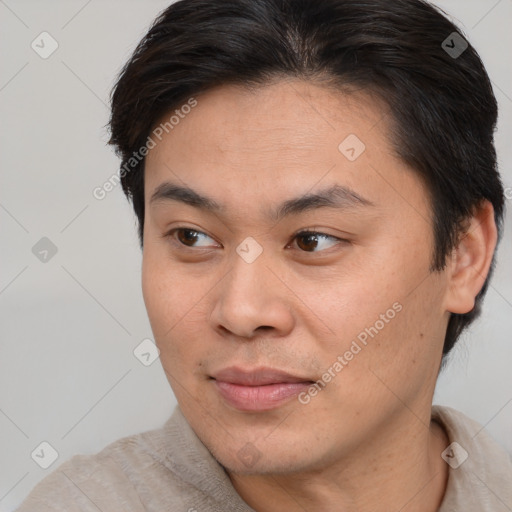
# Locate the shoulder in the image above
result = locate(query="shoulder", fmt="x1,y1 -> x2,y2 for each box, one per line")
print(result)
433,405 -> 512,512
15,446 -> 149,512
16,409 -> 204,511
16,407 -> 253,512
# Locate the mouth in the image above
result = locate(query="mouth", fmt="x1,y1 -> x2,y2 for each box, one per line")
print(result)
210,367 -> 315,412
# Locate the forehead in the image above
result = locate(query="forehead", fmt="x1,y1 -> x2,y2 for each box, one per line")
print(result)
150,79 -> 390,152
143,79 -> 429,219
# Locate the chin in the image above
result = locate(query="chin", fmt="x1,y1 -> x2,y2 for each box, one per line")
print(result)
209,443 -> 311,476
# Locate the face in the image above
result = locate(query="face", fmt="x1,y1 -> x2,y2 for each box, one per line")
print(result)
142,79 -> 450,475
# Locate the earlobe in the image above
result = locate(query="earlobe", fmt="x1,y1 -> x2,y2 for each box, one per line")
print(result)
444,201 -> 498,315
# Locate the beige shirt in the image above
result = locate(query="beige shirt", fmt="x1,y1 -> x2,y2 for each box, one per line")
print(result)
16,405 -> 512,511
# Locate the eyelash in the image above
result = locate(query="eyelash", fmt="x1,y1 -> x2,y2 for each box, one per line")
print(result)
163,227 -> 347,254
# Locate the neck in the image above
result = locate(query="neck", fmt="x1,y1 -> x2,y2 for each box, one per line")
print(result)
228,408 -> 450,512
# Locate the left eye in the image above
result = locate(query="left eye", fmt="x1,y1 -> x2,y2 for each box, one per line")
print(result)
289,231 -> 342,253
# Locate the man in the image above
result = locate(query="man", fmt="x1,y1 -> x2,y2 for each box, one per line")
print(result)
17,0 -> 511,510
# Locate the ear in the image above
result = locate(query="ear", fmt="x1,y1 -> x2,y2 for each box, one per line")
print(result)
443,201 -> 498,315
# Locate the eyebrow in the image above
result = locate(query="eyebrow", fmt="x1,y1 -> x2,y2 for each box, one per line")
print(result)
150,182 -> 374,221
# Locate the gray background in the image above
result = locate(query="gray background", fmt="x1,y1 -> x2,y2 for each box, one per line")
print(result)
1,1 -> 511,510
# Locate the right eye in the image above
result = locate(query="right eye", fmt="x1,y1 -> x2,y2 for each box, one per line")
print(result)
164,227 -> 221,249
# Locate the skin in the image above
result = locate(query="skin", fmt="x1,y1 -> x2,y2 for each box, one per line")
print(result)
141,79 -> 497,511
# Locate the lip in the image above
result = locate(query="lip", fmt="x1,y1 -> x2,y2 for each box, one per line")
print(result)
211,366 -> 314,412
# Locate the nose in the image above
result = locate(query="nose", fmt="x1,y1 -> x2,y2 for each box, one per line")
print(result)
209,250 -> 295,340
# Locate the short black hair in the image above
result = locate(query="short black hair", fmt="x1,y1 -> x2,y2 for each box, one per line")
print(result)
108,0 -> 505,358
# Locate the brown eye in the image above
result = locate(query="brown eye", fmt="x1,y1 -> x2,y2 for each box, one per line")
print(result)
166,228 -> 218,248
177,228 -> 201,246
296,232 -> 320,252
292,231 -> 343,253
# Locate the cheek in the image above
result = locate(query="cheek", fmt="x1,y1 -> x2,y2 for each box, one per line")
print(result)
142,250 -> 169,331
302,264 -> 400,347
308,252 -> 441,376
141,247 -> 212,365
352,276 -> 447,395
142,248 -> 186,343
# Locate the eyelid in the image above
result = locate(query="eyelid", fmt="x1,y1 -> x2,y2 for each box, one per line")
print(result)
290,226 -> 341,238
